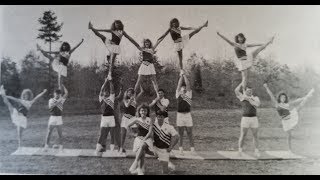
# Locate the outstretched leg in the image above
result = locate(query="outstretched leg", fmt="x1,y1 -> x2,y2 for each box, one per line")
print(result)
188,20 -> 208,39
296,89 -> 314,112
251,37 -> 274,59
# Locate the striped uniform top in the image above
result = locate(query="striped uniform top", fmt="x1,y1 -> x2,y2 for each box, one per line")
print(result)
139,48 -> 155,65
234,43 -> 247,59
170,27 -> 182,42
135,117 -> 151,137
12,100 -> 32,117
59,51 -> 71,66
123,99 -> 136,119
154,98 -> 169,117
176,90 -> 192,113
49,97 -> 66,116
152,118 -> 178,149
111,30 -> 123,45
99,94 -> 115,116
276,103 -> 291,119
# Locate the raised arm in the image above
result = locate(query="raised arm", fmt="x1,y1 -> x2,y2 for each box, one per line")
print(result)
109,79 -> 114,95
149,96 -> 160,108
246,43 -> 264,48
5,95 -> 22,104
88,21 -> 107,44
62,85 -> 68,99
234,82 -> 243,99
31,89 -> 47,104
37,44 -> 55,61
115,87 -> 123,101
182,72 -> 191,91
180,26 -> 197,30
127,119 -> 139,128
70,39 -> 84,54
99,78 -> 109,97
157,28 -> 170,42
217,32 -> 236,47
123,31 -> 142,51
263,83 -> 278,107
176,74 -> 184,92
37,44 -> 59,55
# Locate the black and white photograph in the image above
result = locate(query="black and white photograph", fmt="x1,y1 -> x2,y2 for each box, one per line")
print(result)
0,5 -> 320,175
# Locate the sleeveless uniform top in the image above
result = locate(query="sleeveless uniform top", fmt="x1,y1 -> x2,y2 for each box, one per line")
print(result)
59,51 -> 71,66
11,100 -> 32,117
276,104 -> 291,119
136,117 -> 151,137
176,90 -> 192,113
152,118 -> 178,149
99,94 -> 115,116
170,27 -> 182,42
17,103 -> 29,117
111,30 -> 123,45
234,44 -> 247,59
123,99 -> 136,119
140,48 -> 155,65
241,100 -> 257,117
49,97 -> 66,116
154,98 -> 169,117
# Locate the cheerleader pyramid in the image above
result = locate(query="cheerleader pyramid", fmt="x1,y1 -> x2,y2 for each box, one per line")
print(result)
0,17 -> 317,175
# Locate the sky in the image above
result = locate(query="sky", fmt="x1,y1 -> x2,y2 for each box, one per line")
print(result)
1,5 -> 320,72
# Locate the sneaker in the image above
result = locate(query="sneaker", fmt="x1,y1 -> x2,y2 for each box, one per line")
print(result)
130,168 -> 138,175
254,149 -> 261,157
110,144 -> 115,151
137,168 -> 144,175
168,161 -> 176,171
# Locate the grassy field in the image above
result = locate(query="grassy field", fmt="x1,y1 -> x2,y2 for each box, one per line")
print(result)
0,108 -> 320,175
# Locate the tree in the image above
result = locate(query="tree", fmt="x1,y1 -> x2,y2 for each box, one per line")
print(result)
0,57 -> 21,97
37,10 -> 63,95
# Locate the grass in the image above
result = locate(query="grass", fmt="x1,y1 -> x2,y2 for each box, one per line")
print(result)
0,108 -> 320,175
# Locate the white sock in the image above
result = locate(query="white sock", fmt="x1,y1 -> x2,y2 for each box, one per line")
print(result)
190,147 -> 195,152
179,147 -> 183,151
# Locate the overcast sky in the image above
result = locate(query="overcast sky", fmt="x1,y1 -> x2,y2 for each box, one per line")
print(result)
1,5 -> 320,72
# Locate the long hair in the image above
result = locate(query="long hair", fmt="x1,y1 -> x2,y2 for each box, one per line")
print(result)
170,18 -> 180,28
111,20 -> 124,31
142,39 -> 153,49
235,33 -> 246,44
277,92 -> 289,103
20,89 -> 34,101
124,88 -> 134,100
60,42 -> 71,52
137,103 -> 150,117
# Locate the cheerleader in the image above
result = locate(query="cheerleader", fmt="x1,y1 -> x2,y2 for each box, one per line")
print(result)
157,18 -> 208,70
96,76 -> 116,156
217,32 -> 274,90
127,104 -> 154,175
263,83 -> 315,152
119,86 -> 144,154
0,85 -> 47,149
43,84 -> 68,152
133,39 -> 164,98
37,39 -> 84,86
175,70 -> 195,155
88,21 -> 141,79
149,88 -> 170,123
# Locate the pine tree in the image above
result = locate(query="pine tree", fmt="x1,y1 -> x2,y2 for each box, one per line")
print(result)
37,10 -> 63,95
